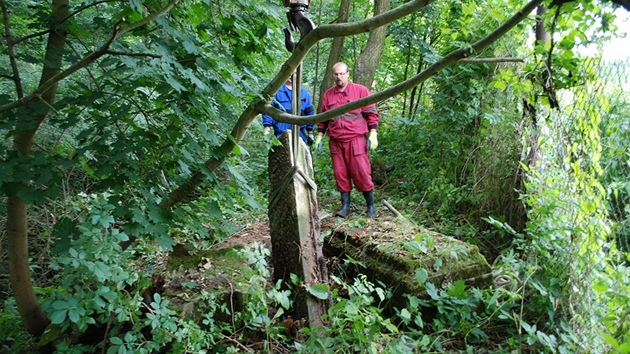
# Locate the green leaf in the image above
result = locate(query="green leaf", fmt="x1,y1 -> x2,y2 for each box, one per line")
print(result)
290,273 -> 300,285
307,284 -> 329,300
592,282 -> 607,293
68,308 -> 81,323
50,310 -> 67,324
275,291 -> 291,309
51,300 -> 69,310
383,320 -> 399,334
405,240 -> 427,253
415,268 -> 428,285
446,280 -> 467,299
155,234 -> 175,250
181,281 -> 199,289
93,296 -> 107,308
601,332 -> 619,349
425,282 -> 440,300
399,308 -> 411,322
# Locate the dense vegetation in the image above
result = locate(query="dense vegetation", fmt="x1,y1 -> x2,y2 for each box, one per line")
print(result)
1,0 -> 629,352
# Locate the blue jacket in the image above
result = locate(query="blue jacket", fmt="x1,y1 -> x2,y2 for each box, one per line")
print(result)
262,84 -> 315,142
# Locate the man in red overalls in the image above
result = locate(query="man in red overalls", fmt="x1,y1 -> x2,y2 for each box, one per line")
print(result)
314,62 -> 379,217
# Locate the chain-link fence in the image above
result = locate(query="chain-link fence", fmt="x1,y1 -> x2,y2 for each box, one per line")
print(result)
520,56 -> 630,350
599,58 -> 630,254
549,57 -> 630,254
557,56 -> 629,350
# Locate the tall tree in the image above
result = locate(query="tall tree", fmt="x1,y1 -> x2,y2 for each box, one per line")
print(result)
317,0 -> 352,111
353,0 -> 390,87
5,0 -> 69,336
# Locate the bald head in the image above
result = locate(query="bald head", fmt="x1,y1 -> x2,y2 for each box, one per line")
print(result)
332,62 -> 350,89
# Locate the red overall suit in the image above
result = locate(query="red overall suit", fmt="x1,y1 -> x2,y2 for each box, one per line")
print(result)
318,81 -> 379,193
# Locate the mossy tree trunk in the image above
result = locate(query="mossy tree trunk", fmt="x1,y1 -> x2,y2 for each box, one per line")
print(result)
5,0 -> 69,337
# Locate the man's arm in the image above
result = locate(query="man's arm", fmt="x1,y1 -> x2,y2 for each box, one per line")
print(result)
261,113 -> 275,134
363,106 -> 379,130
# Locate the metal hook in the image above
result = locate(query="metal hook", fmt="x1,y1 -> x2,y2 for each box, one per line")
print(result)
283,0 -> 315,52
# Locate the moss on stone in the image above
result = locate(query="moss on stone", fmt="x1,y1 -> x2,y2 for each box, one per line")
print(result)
322,214 -> 492,309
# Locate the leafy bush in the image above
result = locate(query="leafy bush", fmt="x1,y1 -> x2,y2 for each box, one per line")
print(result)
0,298 -> 38,353
297,274 -> 418,353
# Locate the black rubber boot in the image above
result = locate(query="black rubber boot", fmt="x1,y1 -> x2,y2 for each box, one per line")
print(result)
336,192 -> 351,217
363,190 -> 375,217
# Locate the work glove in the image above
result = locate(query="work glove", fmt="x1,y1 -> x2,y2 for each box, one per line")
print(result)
263,127 -> 273,147
368,131 -> 378,151
306,132 -> 314,146
314,134 -> 323,152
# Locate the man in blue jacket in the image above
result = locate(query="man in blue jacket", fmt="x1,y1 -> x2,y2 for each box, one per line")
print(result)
262,74 -> 315,145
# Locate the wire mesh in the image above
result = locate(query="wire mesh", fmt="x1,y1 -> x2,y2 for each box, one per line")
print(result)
599,58 -> 630,254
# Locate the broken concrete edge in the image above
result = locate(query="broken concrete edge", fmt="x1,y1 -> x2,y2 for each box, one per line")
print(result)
321,216 -> 493,311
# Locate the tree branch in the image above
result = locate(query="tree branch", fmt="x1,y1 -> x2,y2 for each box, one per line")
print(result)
116,0 -> 179,38
11,1 -> 121,46
0,0 -> 180,114
1,0 -> 24,98
106,50 -> 162,58
60,0 -> 120,27
12,29 -> 50,46
458,57 -> 524,63
65,36 -> 103,91
225,0 -> 440,143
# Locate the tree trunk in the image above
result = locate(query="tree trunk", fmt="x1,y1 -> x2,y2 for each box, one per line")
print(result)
401,37 -> 412,117
408,55 -> 425,119
510,5 -> 547,234
7,0 -> 69,337
353,0 -> 390,88
317,0 -> 352,111
535,5 -> 550,42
